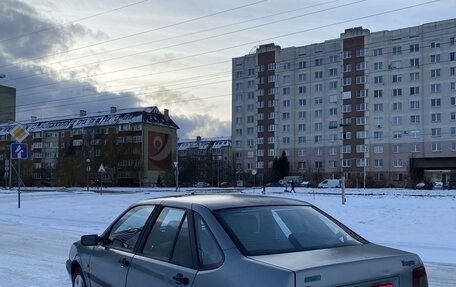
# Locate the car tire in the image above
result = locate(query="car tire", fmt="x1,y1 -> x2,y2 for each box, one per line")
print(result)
72,267 -> 87,287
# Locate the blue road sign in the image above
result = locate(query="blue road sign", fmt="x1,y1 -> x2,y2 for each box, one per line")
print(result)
11,143 -> 28,159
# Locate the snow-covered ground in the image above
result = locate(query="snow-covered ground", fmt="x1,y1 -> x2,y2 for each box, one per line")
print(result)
0,186 -> 455,286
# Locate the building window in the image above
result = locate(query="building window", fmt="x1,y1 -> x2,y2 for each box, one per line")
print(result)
342,159 -> 351,167
373,48 -> 383,56
410,87 -> 420,95
374,103 -> 383,112
314,84 -> 323,92
374,76 -> 383,84
393,131 -> 403,139
356,62 -> 366,71
393,88 -> 402,97
410,115 -> 420,124
410,43 -> 419,52
298,61 -> 306,69
410,72 -> 419,81
393,102 -> 402,111
374,62 -> 383,70
315,58 -> 323,66
451,127 -> 456,137
410,58 -> 419,67
393,159 -> 403,167
431,128 -> 441,137
392,116 -> 402,125
431,113 -> 441,123
430,41 -> 440,48
410,101 -> 420,110
374,131 -> 383,139
392,46 -> 402,55
431,143 -> 441,152
431,54 -> 441,63
356,76 -> 366,84
392,74 -> 402,83
410,144 -> 421,153
431,84 -> 441,93
431,69 -> 441,78
431,98 -> 441,107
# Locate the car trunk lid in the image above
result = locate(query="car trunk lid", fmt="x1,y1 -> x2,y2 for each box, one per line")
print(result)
249,243 -> 421,286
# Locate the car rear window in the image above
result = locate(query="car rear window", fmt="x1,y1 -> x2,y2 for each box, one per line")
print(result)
215,205 -> 363,256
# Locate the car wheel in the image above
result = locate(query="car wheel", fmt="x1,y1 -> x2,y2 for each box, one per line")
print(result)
72,267 -> 86,287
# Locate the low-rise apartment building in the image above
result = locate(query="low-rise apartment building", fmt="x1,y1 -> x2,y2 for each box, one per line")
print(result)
0,107 -> 179,187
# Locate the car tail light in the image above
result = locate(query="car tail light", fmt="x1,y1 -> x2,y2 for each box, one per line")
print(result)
372,284 -> 393,287
413,266 -> 429,287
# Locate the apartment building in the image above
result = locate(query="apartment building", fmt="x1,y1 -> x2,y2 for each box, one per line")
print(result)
232,18 -> 456,187
0,84 -> 16,123
177,136 -> 232,187
0,107 -> 179,187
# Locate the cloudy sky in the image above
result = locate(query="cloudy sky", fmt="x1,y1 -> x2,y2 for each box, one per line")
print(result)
0,0 -> 455,139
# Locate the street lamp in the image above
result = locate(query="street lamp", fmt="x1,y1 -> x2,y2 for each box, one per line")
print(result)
86,159 -> 91,191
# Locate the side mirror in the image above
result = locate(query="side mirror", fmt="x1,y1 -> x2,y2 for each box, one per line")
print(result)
81,234 -> 101,246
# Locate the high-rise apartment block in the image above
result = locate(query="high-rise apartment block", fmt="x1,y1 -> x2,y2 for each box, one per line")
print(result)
232,18 -> 456,187
0,85 -> 16,123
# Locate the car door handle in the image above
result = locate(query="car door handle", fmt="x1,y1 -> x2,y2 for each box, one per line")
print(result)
172,273 -> 189,285
119,258 -> 130,267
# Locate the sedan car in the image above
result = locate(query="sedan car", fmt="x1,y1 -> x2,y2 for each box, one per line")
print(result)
67,194 -> 428,287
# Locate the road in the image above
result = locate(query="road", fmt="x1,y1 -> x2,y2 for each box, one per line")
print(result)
1,221 -> 455,286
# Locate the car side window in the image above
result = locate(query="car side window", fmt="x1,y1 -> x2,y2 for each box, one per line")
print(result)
194,213 -> 223,269
107,205 -> 155,251
142,207 -> 193,268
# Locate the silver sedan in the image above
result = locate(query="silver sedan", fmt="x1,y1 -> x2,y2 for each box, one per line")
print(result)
67,194 -> 428,287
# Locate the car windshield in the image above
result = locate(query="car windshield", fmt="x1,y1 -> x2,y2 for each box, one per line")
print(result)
215,205 -> 364,256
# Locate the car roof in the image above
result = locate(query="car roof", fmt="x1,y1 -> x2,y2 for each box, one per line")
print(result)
135,193 -> 311,211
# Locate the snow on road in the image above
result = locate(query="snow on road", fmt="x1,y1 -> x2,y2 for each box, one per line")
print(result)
0,187 -> 455,286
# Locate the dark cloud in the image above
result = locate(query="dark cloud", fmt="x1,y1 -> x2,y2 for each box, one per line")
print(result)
0,0 -> 106,60
0,1 -> 228,139
174,114 -> 231,139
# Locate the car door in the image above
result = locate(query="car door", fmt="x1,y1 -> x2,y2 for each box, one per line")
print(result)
126,207 -> 197,287
88,205 -> 155,287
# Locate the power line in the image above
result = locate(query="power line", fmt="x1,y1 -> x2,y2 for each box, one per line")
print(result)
0,0 -> 267,70
2,1 -> 446,119
9,24 -> 456,114
9,1 -> 441,94
0,0 -> 150,44
1,0 -> 354,83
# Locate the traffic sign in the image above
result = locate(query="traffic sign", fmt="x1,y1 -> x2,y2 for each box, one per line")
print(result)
10,124 -> 29,143
98,164 -> 106,173
11,143 -> 28,159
